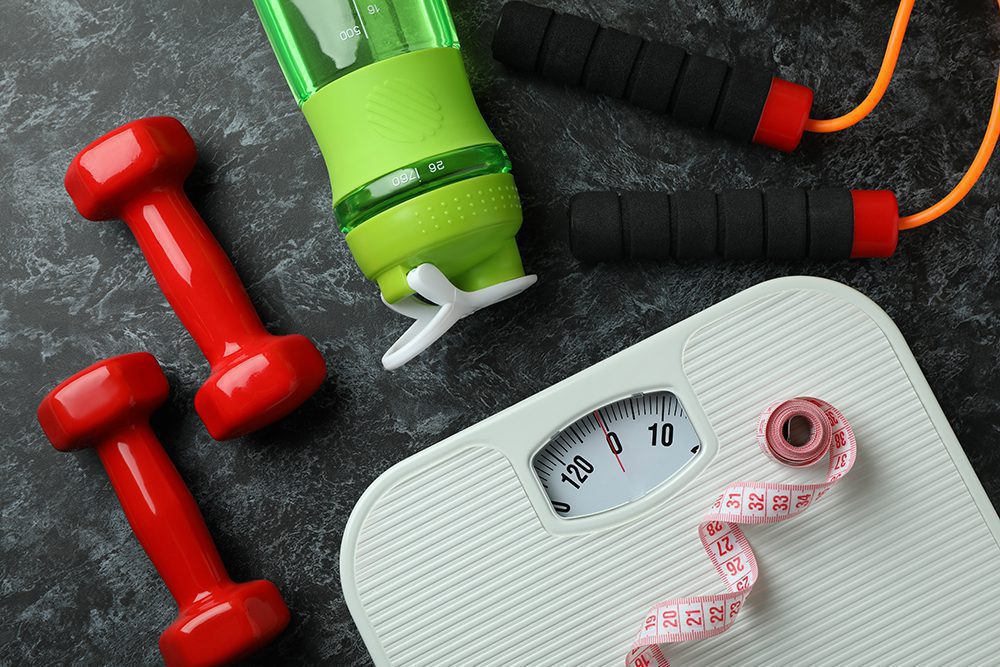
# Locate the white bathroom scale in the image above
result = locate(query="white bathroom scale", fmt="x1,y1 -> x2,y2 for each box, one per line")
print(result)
341,277 -> 1000,666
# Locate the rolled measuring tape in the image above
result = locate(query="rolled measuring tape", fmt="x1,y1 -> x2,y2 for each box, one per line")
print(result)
627,398 -> 857,667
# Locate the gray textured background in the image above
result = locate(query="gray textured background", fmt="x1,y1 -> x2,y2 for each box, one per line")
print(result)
2,0 -> 999,665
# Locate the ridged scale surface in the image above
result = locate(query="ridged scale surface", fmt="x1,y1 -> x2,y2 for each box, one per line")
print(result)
352,289 -> 1000,666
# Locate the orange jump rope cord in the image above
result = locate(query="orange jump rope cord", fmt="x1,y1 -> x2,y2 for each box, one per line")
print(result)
806,0 -> 999,229
898,65 -> 1000,229
899,0 -> 1000,229
804,0 -> 915,133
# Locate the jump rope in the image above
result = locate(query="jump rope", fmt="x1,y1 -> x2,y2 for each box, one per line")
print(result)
493,0 -> 1000,262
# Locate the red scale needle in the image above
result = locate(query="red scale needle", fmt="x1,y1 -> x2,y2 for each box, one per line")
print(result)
594,410 -> 626,472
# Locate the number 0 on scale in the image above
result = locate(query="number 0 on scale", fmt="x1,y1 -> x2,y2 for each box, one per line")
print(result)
532,391 -> 702,518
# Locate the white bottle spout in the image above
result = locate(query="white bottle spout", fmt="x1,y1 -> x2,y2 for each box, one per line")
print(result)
380,264 -> 537,370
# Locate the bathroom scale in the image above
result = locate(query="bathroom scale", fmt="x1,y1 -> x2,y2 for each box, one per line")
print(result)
341,277 -> 1000,666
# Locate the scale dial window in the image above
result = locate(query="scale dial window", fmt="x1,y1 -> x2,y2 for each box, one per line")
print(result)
532,391 -> 701,519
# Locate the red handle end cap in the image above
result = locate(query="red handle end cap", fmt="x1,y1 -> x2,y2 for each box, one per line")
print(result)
752,78 -> 814,153
850,190 -> 899,258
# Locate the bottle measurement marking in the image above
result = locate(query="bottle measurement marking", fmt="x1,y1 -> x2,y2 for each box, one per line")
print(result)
350,0 -> 370,39
391,168 -> 420,188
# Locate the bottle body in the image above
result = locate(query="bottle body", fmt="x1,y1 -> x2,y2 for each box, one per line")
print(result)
254,0 -> 527,304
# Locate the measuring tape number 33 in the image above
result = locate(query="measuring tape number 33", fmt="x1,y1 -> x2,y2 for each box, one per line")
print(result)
628,398 -> 857,667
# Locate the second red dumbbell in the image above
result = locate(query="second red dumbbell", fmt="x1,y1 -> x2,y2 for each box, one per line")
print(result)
64,117 -> 326,440
38,353 -> 290,667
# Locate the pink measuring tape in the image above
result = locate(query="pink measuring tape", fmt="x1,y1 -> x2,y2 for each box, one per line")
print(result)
627,398 -> 857,667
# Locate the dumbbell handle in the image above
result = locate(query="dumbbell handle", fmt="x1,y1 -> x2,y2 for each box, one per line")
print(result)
122,188 -> 270,366
570,189 -> 900,261
96,422 -> 232,607
493,1 -> 814,152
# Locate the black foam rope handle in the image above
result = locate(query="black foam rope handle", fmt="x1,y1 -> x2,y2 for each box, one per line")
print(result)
493,1 -> 775,142
569,189 -> 856,262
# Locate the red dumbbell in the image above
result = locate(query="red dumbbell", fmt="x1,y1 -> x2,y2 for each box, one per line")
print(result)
64,117 -> 326,440
37,353 -> 291,667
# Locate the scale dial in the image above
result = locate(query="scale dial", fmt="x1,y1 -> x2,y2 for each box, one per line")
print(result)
533,391 -> 701,519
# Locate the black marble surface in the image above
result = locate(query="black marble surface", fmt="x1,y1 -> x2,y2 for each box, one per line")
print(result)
2,0 -> 999,664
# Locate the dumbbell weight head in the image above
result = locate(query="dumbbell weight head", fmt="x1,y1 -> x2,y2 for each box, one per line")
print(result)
194,334 -> 328,439
64,117 -> 197,221
37,352 -> 168,451
158,578 -> 289,667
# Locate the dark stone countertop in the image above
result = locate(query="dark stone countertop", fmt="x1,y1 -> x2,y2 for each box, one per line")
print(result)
2,0 -> 998,664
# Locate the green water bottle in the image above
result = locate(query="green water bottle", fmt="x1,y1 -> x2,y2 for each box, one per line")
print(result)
253,0 -> 535,369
